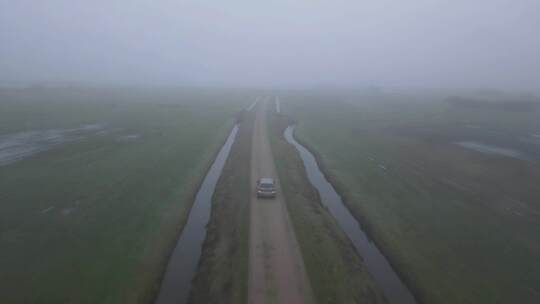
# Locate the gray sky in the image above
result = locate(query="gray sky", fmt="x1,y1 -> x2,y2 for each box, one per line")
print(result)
1,0 -> 539,90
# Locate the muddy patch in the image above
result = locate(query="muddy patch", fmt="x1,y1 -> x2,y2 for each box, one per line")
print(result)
0,124 -> 106,166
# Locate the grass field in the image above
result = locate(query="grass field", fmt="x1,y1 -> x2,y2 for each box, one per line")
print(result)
269,109 -> 387,304
0,87 -> 251,304
280,90 -> 540,304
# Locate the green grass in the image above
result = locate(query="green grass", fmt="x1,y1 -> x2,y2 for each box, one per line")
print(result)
269,110 -> 387,304
0,87 -> 252,303
188,110 -> 252,304
280,91 -> 540,304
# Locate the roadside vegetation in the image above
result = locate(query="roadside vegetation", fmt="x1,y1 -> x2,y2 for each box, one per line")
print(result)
269,109 -> 387,304
0,87 -> 250,303
188,110 -> 253,304
281,90 -> 540,304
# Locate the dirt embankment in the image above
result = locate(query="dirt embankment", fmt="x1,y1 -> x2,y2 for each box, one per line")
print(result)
248,100 -> 314,304
269,112 -> 388,304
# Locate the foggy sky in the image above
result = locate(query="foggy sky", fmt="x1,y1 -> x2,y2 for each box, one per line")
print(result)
1,0 -> 539,91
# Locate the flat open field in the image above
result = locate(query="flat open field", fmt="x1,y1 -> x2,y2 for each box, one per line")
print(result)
0,87 -> 251,303
280,90 -> 540,304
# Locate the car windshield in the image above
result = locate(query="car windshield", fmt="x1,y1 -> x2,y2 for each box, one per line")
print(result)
259,183 -> 274,189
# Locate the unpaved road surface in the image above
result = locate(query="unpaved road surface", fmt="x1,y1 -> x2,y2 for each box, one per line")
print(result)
248,99 -> 313,304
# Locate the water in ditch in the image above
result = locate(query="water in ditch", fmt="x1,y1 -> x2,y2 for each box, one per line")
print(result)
284,125 -> 417,304
155,125 -> 239,304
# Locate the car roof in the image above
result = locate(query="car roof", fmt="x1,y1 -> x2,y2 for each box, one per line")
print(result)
259,178 -> 274,184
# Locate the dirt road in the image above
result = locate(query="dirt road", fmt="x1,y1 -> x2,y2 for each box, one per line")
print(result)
248,99 -> 313,304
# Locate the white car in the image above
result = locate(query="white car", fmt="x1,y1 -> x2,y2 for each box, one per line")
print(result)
256,178 -> 276,198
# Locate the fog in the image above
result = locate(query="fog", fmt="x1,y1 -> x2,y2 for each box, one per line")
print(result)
1,0 -> 539,91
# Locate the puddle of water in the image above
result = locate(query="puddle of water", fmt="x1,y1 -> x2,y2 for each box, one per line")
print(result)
41,206 -> 55,214
275,96 -> 281,113
118,134 -> 141,142
0,124 -> 105,166
518,135 -> 540,146
246,97 -> 259,111
154,125 -> 239,304
62,207 -> 76,216
456,141 -> 526,160
72,124 -> 104,132
285,126 -> 417,304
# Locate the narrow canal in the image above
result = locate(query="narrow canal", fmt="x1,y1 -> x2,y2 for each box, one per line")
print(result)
284,125 -> 417,304
154,125 -> 239,304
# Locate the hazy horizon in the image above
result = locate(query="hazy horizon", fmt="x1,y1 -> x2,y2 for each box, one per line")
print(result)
1,0 -> 539,92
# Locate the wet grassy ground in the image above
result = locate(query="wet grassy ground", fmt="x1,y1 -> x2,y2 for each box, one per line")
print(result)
0,87 -> 251,303
269,110 -> 387,304
280,91 -> 540,304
